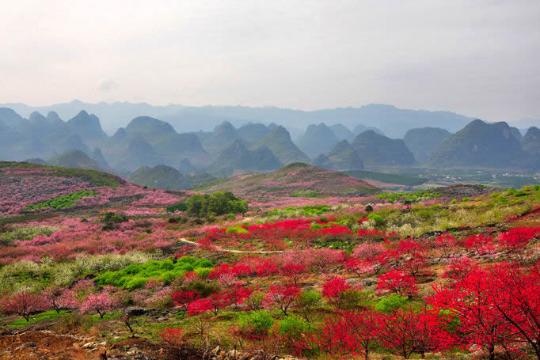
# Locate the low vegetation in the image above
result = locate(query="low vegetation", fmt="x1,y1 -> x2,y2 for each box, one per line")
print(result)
24,190 -> 96,211
167,191 -> 247,218
1,163 -> 540,360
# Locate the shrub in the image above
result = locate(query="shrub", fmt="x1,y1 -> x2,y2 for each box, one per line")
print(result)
377,270 -> 417,297
160,327 -> 184,347
279,316 -> 311,338
101,212 -> 128,224
335,289 -> 366,310
238,310 -> 274,337
166,202 -> 187,213
375,293 -> 409,313
367,213 -> 385,227
246,291 -> 265,310
322,277 -> 350,300
101,212 -> 128,230
297,289 -> 321,314
168,192 -> 247,218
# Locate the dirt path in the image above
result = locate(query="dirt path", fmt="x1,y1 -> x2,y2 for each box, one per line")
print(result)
178,238 -> 283,254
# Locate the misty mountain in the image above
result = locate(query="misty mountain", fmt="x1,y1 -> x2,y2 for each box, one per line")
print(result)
0,108 -> 27,129
49,150 -> 102,170
352,130 -> 416,166
0,108 -> 92,160
404,127 -> 451,163
4,101 -> 474,138
2,106 -> 539,178
314,140 -> 364,171
237,123 -> 271,144
67,111 -> 108,145
352,124 -> 385,136
297,123 -> 340,159
128,165 -> 188,190
522,127 -> 540,155
521,127 -> 540,170
429,120 -> 524,168
198,121 -> 240,156
105,116 -> 209,171
330,124 -> 355,141
208,140 -> 282,176
255,125 -> 310,164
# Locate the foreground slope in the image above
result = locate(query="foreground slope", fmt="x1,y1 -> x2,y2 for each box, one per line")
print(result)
1,158 -> 540,359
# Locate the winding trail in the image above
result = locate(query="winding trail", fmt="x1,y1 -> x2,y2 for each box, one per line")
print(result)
178,238 -> 283,254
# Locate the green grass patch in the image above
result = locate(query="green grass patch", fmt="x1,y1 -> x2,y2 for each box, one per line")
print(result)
226,225 -> 248,234
290,190 -> 321,198
25,190 -> 96,211
0,226 -> 55,245
95,256 -> 213,289
377,190 -> 440,203
8,310 -> 70,328
266,205 -> 331,217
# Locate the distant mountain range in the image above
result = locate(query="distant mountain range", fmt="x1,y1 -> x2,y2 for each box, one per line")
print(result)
429,120 -> 527,168
3,100 -> 474,138
1,106 -> 539,188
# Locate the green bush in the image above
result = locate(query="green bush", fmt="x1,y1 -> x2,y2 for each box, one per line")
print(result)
167,192 -> 247,218
298,289 -> 321,309
166,202 -> 187,213
375,293 -> 409,313
335,289 -> 367,309
296,289 -> 321,321
95,256 -> 213,290
25,190 -> 96,211
368,213 -> 385,227
279,316 -> 311,338
246,291 -> 265,310
101,212 -> 128,231
101,212 -> 128,224
238,310 -> 274,336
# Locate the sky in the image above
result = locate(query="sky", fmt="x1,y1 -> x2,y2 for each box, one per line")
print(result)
0,0 -> 539,124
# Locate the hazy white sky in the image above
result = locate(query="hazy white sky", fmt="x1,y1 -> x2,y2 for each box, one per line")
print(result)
1,0 -> 539,122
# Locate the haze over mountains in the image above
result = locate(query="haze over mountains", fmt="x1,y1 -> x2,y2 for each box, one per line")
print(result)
1,104 -> 539,190
3,101 -> 474,138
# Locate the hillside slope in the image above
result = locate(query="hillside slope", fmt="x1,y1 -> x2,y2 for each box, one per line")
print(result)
201,163 -> 377,201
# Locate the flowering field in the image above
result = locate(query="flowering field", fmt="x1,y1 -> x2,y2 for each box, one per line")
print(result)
0,163 -> 184,217
1,162 -> 540,359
